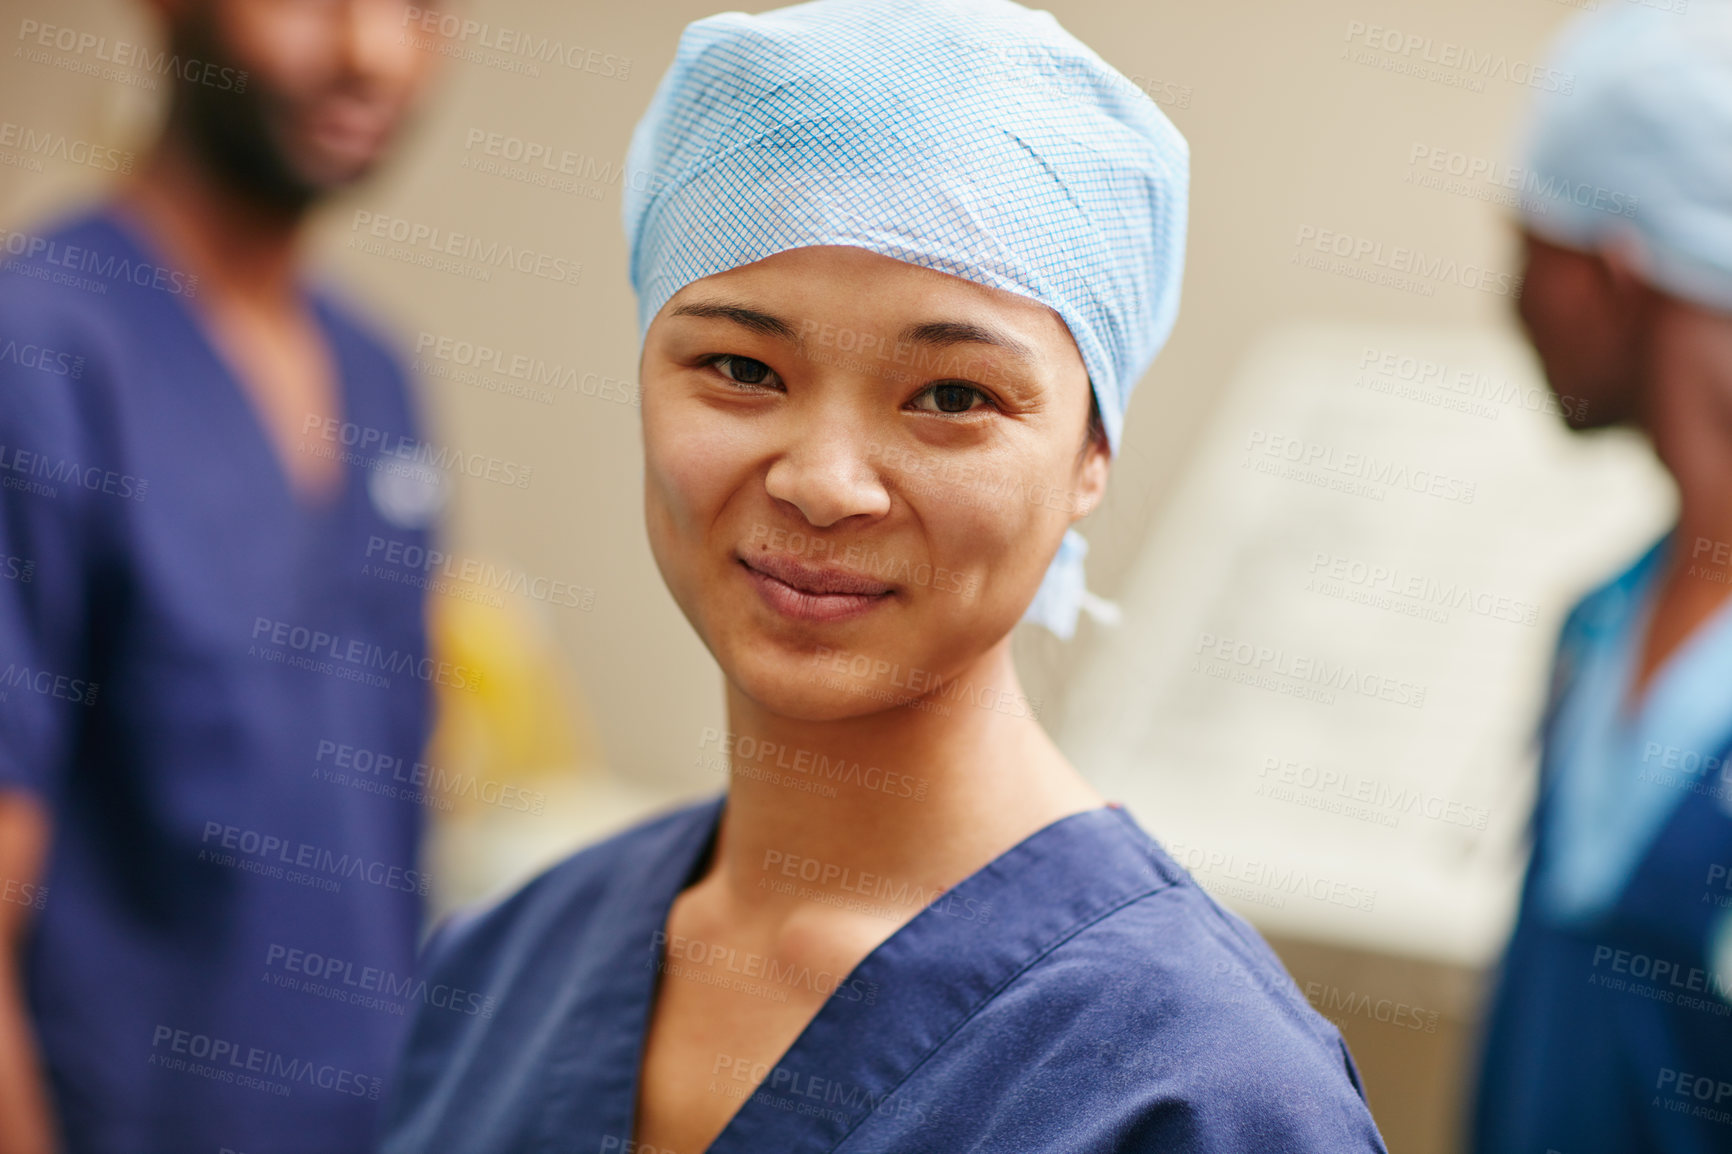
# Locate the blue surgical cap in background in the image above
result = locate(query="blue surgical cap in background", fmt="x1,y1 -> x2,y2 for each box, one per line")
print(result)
1523,1 -> 1732,311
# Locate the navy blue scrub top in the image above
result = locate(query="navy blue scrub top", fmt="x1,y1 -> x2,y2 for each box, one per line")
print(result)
0,210 -> 434,1152
1475,542 -> 1732,1154
382,796 -> 1388,1153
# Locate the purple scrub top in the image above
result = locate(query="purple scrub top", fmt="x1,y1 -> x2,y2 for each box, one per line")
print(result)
0,210 -> 435,1152
382,796 -> 1387,1152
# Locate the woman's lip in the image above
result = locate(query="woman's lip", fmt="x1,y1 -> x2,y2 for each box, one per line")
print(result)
741,551 -> 894,596
739,559 -> 893,623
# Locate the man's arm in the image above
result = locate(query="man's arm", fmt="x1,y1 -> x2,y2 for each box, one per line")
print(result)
0,291 -> 110,1154
0,791 -> 54,1154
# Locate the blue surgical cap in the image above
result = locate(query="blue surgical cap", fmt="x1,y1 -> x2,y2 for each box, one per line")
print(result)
1523,1 -> 1732,311
622,0 -> 1189,639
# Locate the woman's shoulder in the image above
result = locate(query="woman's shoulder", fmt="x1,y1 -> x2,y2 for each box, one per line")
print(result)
1024,832 -> 1384,1145
380,795 -> 723,1150
1058,874 -> 1346,1053
420,794 -> 722,985
959,861 -> 1384,1148
1051,818 -> 1349,1051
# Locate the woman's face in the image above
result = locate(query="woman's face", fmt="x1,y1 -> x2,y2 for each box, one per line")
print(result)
640,246 -> 1108,721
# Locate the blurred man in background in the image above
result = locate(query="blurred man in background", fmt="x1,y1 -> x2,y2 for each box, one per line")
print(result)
1473,5 -> 1732,1151
0,1 -> 443,1150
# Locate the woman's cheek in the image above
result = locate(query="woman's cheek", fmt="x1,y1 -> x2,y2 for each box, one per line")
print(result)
645,405 -> 742,533
912,469 -> 1028,612
643,414 -> 755,645
967,453 -> 1082,615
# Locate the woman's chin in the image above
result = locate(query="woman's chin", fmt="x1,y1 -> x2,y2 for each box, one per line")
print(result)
722,648 -> 915,724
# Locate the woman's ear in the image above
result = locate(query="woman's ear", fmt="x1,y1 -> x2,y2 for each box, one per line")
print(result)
1070,434 -> 1110,522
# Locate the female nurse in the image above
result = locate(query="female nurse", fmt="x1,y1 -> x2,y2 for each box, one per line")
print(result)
381,1 -> 1387,1151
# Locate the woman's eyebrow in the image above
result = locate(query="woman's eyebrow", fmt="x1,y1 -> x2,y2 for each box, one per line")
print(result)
669,301 -> 1037,369
898,320 -> 1036,363
668,300 -> 799,341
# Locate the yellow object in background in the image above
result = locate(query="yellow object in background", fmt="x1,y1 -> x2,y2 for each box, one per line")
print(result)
423,566 -> 596,816
415,560 -> 619,918
412,555 -> 705,920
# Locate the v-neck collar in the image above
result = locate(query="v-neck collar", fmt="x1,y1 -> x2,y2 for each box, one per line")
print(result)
538,796 -> 1176,1154
95,206 -> 355,522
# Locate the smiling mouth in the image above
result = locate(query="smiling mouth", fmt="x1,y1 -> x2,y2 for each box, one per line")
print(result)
738,553 -> 894,623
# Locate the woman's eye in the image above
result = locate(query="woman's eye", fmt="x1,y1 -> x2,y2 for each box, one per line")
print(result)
711,355 -> 777,387
912,382 -> 990,414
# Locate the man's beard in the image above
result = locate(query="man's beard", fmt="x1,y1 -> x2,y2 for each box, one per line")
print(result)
170,21 -> 323,216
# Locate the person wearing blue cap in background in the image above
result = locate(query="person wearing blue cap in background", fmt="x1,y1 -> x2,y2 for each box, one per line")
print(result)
380,1 -> 1386,1151
1473,4 -> 1732,1152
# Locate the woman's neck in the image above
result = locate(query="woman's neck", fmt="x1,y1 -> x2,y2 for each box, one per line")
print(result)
706,640 -> 1105,915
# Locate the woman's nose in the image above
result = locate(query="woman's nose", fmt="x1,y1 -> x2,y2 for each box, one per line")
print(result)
762,425 -> 893,529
